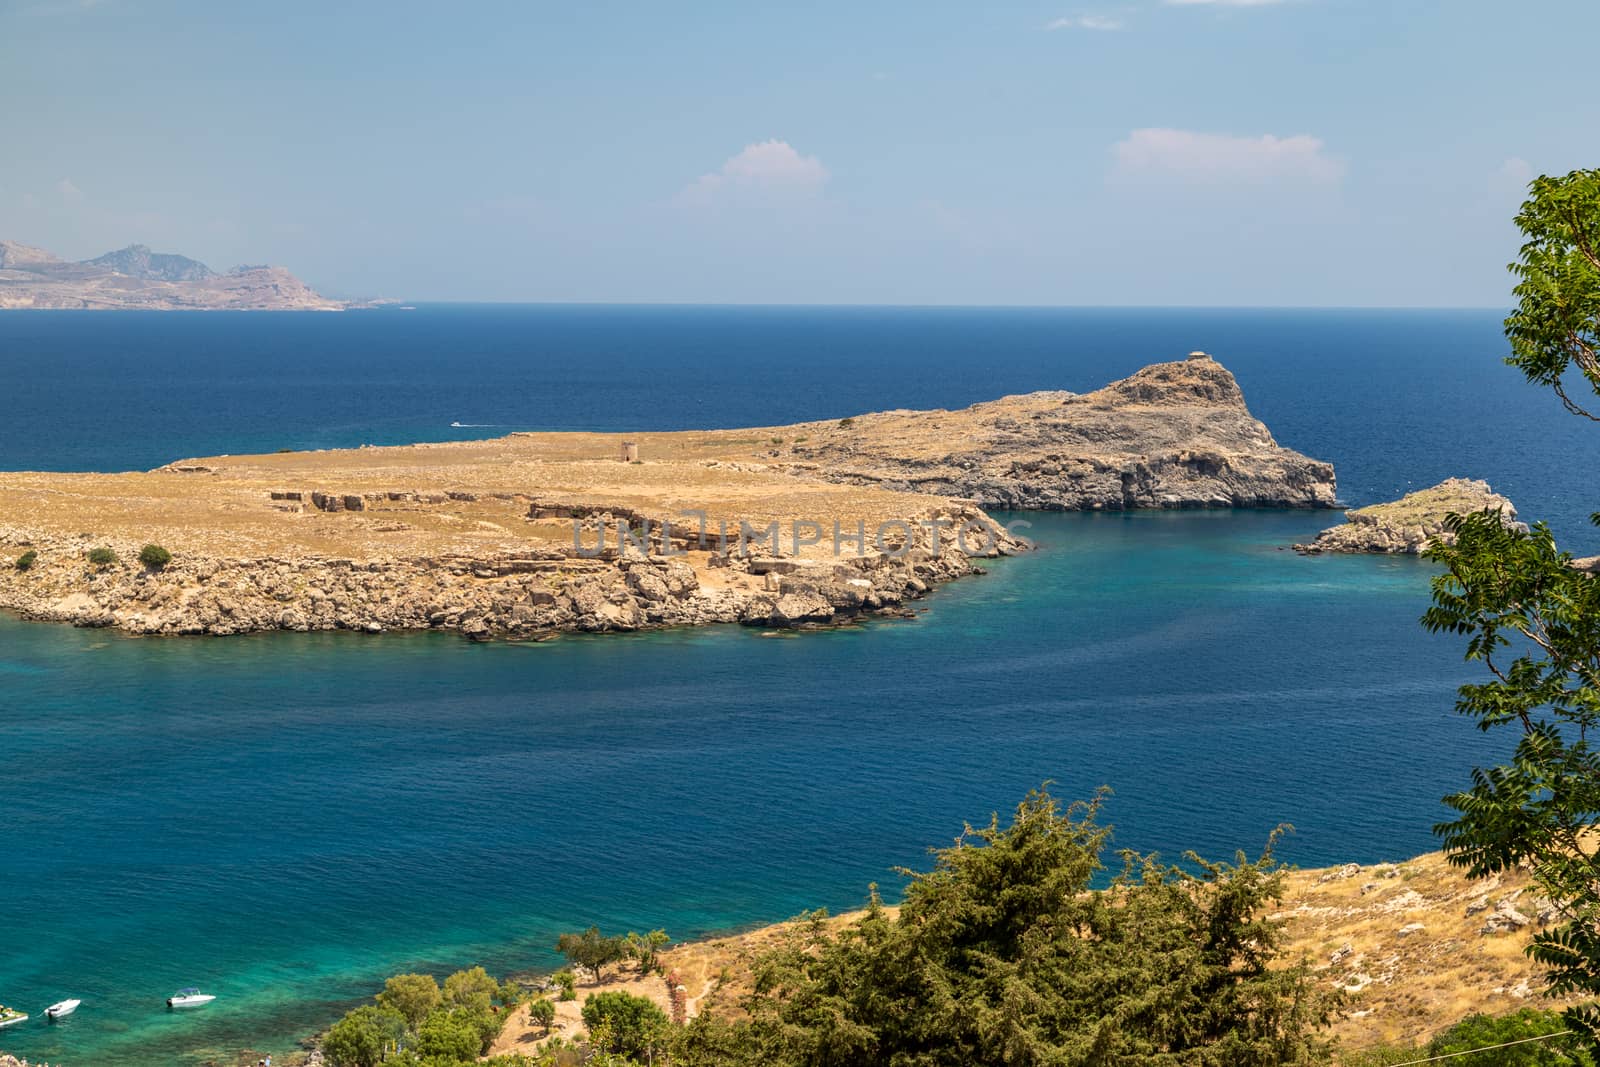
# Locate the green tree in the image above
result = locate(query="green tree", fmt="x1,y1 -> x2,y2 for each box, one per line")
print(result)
14,550 -> 36,571
556,927 -> 626,985
324,1005 -> 407,1067
1423,1009 -> 1593,1066
581,991 -> 670,1063
138,543 -> 172,569
86,547 -> 116,567
415,1007 -> 486,1062
499,977 -> 527,1009
1424,167 -> 1600,1045
1504,169 -> 1600,421
442,965 -> 500,1014
528,996 -> 557,1033
674,787 -> 1330,1066
553,970 -> 577,1001
376,972 -> 441,1029
625,929 -> 670,974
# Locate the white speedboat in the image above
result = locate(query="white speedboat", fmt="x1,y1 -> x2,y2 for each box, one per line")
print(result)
166,988 -> 215,1009
46,998 -> 82,1020
0,1006 -> 28,1028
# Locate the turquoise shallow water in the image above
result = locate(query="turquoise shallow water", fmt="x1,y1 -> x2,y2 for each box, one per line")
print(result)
2,510 -> 1499,1065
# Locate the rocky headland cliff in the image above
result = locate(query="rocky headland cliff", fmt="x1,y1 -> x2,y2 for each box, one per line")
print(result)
761,353 -> 1336,510
1294,478 -> 1524,555
0,356 -> 1333,639
0,240 -> 350,311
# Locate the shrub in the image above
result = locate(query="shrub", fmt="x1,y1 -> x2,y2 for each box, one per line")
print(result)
375,972 -> 440,1029
15,550 -> 37,571
837,417 -> 855,428
497,978 -> 525,1009
553,971 -> 576,1001
528,996 -> 556,1032
86,547 -> 116,567
581,991 -> 669,1061
1424,1009 -> 1590,1066
414,1008 -> 483,1062
323,1005 -> 406,1067
442,965 -> 498,1014
138,544 -> 172,569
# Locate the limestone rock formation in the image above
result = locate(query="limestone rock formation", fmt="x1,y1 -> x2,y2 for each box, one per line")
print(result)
0,504 -> 1017,639
0,238 -> 351,310
1294,478 -> 1525,555
0,354 -> 1332,640
773,355 -> 1336,511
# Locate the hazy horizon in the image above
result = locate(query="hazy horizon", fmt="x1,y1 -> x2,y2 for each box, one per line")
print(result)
4,0 -> 1595,307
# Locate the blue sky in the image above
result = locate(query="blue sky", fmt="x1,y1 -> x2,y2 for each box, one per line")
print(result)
2,0 -> 1595,305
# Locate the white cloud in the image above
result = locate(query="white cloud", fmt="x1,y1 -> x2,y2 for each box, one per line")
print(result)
684,140 -> 830,200
1498,157 -> 1534,186
56,178 -> 84,202
1165,0 -> 1286,6
1111,128 -> 1343,183
1047,14 -> 1124,30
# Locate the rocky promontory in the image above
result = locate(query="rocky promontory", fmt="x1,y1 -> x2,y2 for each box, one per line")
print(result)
0,355 -> 1333,639
762,353 -> 1336,510
1294,478 -> 1525,555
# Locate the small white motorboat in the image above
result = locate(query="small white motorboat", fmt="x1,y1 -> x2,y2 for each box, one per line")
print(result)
167,988 -> 216,1009
46,998 -> 82,1020
0,1006 -> 28,1028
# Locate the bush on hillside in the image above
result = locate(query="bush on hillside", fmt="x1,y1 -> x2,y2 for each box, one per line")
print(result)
138,543 -> 172,569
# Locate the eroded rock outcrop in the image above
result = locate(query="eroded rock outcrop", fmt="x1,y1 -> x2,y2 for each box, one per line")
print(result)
1294,478 -> 1525,555
769,355 -> 1336,511
0,504 -> 1020,639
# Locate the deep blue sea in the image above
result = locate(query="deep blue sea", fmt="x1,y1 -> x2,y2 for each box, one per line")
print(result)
1,306 -> 1596,1066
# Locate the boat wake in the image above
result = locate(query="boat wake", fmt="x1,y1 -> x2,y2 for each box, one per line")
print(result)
450,421 -> 500,428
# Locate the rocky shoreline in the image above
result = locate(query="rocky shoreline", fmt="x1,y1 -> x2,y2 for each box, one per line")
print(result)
0,504 -> 1022,639
0,354 -> 1331,640
1293,477 -> 1524,555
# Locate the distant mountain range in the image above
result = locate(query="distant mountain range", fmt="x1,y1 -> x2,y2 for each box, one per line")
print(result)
0,241 -> 357,310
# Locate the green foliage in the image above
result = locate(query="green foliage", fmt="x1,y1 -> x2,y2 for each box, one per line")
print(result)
14,550 -> 36,571
1426,1009 -> 1592,1065
376,972 -> 441,1029
837,416 -> 855,428
554,970 -> 576,1001
137,543 -> 172,569
555,927 -> 627,985
415,1007 -> 485,1062
323,1005 -> 407,1067
331,968 -> 508,1067
1504,168 -> 1600,422
442,965 -> 499,1014
527,996 -> 557,1032
581,991 -> 670,1062
1347,1008 -> 1592,1066
673,787 -> 1331,1066
1424,167 -> 1600,1049
498,977 -> 526,1009
624,929 -> 670,974
86,546 -> 116,567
